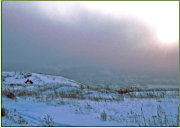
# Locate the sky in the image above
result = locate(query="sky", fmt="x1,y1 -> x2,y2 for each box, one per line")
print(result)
2,1 -> 179,78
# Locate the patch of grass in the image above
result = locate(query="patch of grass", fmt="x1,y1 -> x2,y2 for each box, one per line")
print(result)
133,104 -> 178,126
2,107 -> 28,126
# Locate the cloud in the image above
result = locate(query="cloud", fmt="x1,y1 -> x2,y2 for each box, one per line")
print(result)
2,1 -> 179,77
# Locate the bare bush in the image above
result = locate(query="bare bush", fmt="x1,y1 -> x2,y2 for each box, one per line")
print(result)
2,107 -> 6,117
24,73 -> 32,78
2,107 -> 28,126
100,111 -> 107,121
40,114 -> 55,127
6,92 -> 16,99
132,104 -> 179,126
118,89 -> 132,94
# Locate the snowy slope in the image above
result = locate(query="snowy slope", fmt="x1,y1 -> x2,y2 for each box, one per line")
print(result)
2,72 -> 80,87
1,72 -> 179,126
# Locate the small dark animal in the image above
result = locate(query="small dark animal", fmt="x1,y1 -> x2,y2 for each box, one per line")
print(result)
25,79 -> 30,84
29,80 -> 33,84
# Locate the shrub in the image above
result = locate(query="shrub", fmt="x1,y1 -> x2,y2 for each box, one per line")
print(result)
41,114 -> 55,127
1,107 -> 5,117
2,77 -> 5,81
18,115 -> 28,124
6,92 -> 15,99
24,73 -> 32,78
100,111 -> 107,121
118,89 -> 131,94
80,84 -> 85,89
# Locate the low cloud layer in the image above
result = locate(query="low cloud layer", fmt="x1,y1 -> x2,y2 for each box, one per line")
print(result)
2,1 -> 179,77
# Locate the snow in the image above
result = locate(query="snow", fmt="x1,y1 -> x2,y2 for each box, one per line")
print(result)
2,72 -> 80,87
1,71 -> 179,126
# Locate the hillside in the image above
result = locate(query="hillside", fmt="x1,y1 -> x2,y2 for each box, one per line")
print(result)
1,72 -> 179,126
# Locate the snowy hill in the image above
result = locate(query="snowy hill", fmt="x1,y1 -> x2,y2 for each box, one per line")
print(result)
1,72 -> 179,126
2,72 -> 80,87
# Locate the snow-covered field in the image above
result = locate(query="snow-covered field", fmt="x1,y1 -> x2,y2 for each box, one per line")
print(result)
1,72 -> 179,126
